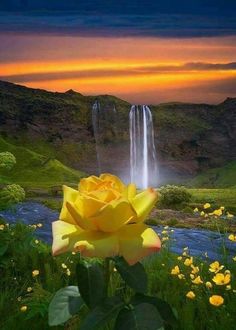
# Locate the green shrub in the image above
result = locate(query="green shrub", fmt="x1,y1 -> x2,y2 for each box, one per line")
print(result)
0,184 -> 25,209
0,151 -> 16,170
159,185 -> 192,210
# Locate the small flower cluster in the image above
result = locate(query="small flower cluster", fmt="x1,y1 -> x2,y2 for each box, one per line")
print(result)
194,203 -> 234,220
170,247 -> 235,307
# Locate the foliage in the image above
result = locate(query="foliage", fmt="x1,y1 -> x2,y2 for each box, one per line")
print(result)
0,184 -> 25,209
1,220 -> 236,329
159,185 -> 192,209
0,151 -> 16,170
188,161 -> 236,188
0,137 -> 85,188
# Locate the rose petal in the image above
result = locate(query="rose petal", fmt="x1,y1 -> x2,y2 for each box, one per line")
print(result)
90,199 -> 136,232
117,224 -> 161,265
66,201 -> 97,230
79,175 -> 102,193
52,220 -> 84,256
74,231 -> 119,259
123,183 -> 137,201
60,185 -> 79,225
99,173 -> 126,192
74,194 -> 106,218
131,188 -> 158,222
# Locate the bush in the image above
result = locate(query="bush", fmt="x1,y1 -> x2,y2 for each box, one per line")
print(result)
0,151 -> 16,170
159,185 -> 192,210
0,184 -> 25,209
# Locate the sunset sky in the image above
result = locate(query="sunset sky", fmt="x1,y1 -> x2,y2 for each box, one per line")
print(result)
0,1 -> 236,104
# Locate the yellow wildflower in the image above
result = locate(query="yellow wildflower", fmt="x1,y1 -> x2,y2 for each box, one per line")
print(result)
182,252 -> 188,256
183,247 -> 188,251
190,274 -> 195,279
191,265 -> 199,274
227,212 -> 234,219
37,223 -> 43,228
209,295 -> 224,307
220,206 -> 225,210
178,274 -> 185,280
170,229 -> 174,233
32,270 -> 39,277
192,276 -> 203,285
232,256 -> 236,261
186,291 -> 195,299
34,239 -> 39,244
213,209 -> 222,217
212,273 -> 230,285
177,256 -> 182,261
204,203 -> 211,209
161,230 -> 168,235
66,268 -> 71,276
0,224 -> 5,230
205,281 -> 213,289
226,285 -> 231,290
228,234 -> 236,242
162,237 -> 169,242
20,305 -> 27,312
26,287 -> 33,293
164,226 -> 169,229
171,266 -> 180,275
17,296 -> 22,302
71,252 -> 76,255
209,261 -> 224,273
184,257 -> 193,267
61,263 -> 67,269
193,208 -> 198,213
200,211 -> 205,216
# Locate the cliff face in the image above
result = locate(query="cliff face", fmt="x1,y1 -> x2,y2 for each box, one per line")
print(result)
0,80 -> 235,183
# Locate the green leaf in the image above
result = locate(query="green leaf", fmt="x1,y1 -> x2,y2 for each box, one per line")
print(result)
114,257 -> 147,293
115,303 -> 164,330
76,260 -> 105,309
132,293 -> 177,326
48,286 -> 83,326
0,243 -> 8,256
80,296 -> 124,330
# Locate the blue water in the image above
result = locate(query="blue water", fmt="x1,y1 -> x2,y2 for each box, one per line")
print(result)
0,201 -> 235,261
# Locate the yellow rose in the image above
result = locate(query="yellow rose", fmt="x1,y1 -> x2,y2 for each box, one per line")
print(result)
52,174 -> 161,265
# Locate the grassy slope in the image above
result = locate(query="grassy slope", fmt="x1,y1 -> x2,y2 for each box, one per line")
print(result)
188,161 -> 236,188
0,137 -> 85,188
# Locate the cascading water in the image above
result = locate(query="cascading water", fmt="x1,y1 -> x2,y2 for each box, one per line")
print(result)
92,100 -> 118,174
130,105 -> 158,189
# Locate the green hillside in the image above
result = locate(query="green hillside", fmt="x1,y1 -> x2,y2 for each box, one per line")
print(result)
0,137 -> 85,188
188,161 -> 236,188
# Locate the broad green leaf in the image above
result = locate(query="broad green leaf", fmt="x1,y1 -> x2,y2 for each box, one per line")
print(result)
132,293 -> 177,326
76,260 -> 105,308
48,286 -> 83,326
0,244 -> 8,256
80,296 -> 124,330
115,303 -> 164,330
114,257 -> 147,293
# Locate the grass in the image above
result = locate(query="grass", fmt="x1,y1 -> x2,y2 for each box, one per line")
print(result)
188,162 -> 236,188
0,220 -> 236,329
190,188 -> 236,213
0,137 -> 85,189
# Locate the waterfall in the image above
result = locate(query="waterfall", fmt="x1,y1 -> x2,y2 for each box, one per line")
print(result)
92,100 -> 117,174
130,105 -> 158,189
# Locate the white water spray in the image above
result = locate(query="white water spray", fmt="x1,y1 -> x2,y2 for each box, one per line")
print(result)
130,105 -> 158,189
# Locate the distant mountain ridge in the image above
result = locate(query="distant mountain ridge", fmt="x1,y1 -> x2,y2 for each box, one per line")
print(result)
0,80 -> 235,186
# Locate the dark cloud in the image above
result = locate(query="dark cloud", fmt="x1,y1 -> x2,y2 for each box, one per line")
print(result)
0,12 -> 235,38
1,62 -> 236,83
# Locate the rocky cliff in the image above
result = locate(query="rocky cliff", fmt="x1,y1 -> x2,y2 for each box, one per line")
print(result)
0,80 -> 235,184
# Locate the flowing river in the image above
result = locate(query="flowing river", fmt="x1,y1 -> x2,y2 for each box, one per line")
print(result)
1,201 -> 235,261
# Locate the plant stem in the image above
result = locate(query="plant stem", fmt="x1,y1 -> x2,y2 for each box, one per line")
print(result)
104,258 -> 111,297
